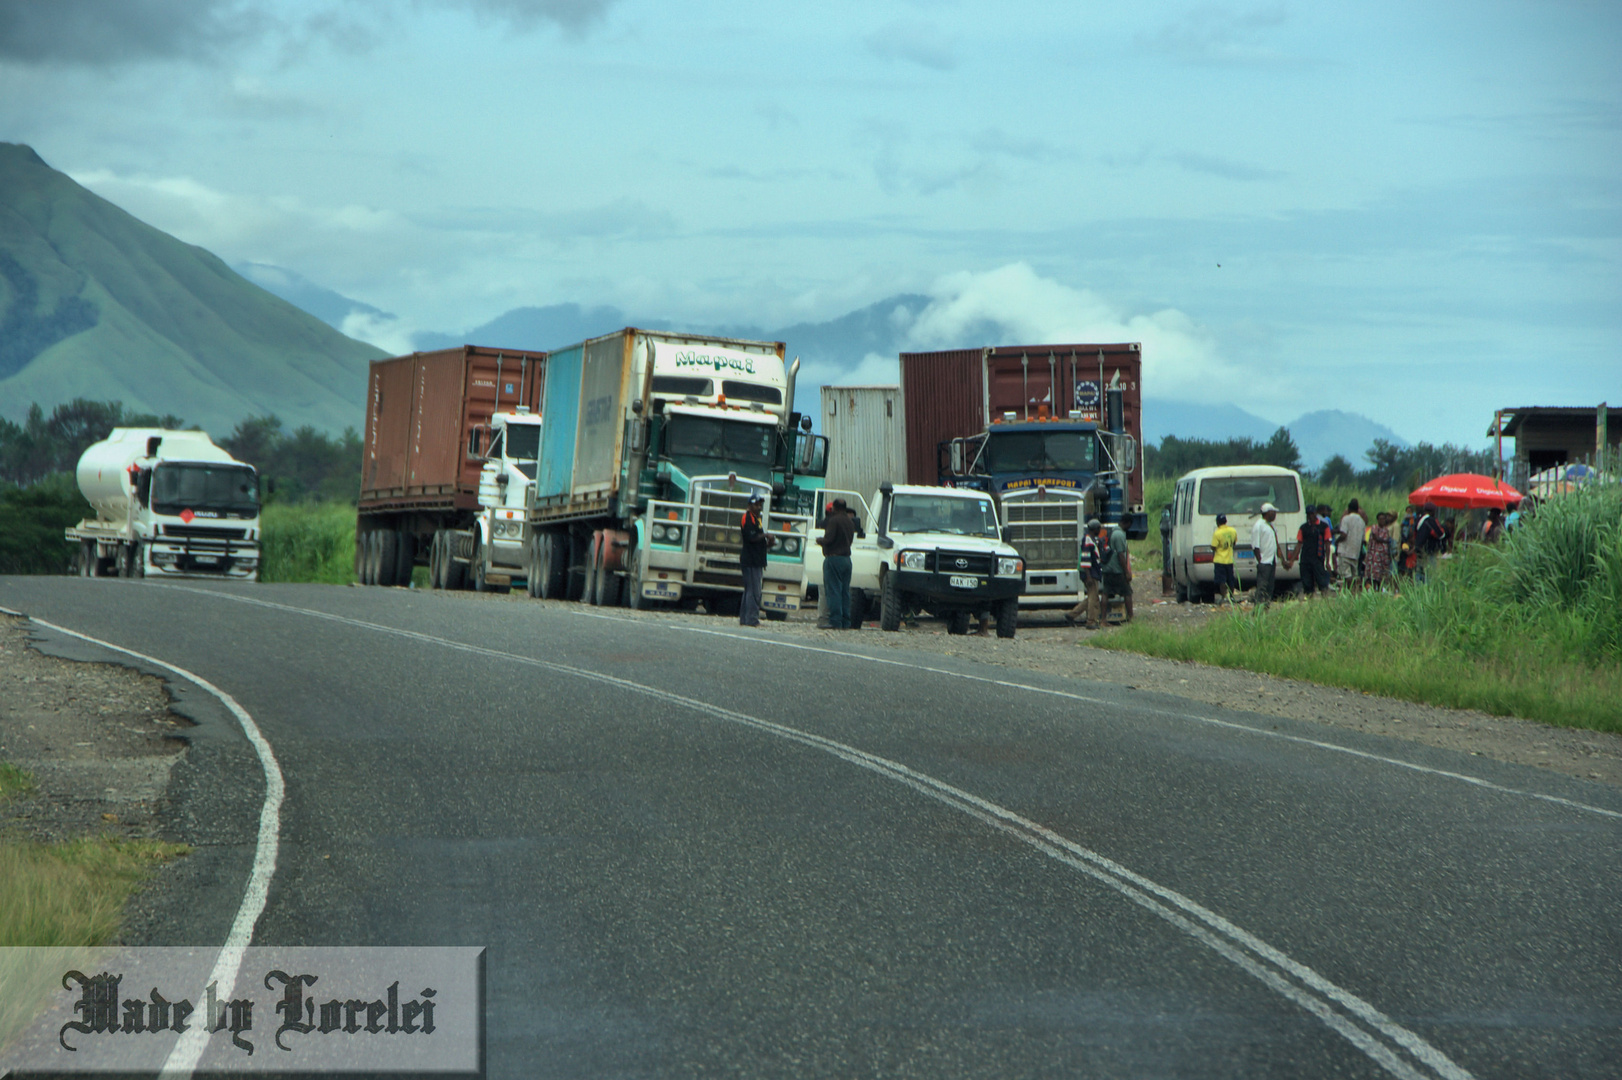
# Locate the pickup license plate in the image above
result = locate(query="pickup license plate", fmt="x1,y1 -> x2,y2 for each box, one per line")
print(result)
193,555 -> 220,565
641,581 -> 682,600
948,575 -> 980,589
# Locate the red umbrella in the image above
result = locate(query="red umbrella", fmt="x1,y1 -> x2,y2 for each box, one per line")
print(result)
1409,473 -> 1524,510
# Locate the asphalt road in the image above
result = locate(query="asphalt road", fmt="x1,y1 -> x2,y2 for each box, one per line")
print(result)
4,575 -> 1620,1079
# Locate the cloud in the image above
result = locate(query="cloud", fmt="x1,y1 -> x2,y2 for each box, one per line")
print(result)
409,197 -> 673,240
902,264 -> 1233,399
0,0 -> 266,65
1170,151 -> 1285,182
864,19 -> 958,71
427,0 -> 619,33
1141,5 -> 1298,67
341,310 -> 416,355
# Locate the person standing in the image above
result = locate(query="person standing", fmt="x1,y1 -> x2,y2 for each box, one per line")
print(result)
1336,499 -> 1366,592
1363,511 -> 1394,590
1099,519 -> 1134,623
1289,506 -> 1329,596
818,498 -> 857,629
1415,501 -> 1446,582
1066,519 -> 1104,629
1481,507 -> 1504,543
1251,503 -> 1281,606
1211,513 -> 1238,604
738,494 -> 768,627
1159,503 -> 1174,596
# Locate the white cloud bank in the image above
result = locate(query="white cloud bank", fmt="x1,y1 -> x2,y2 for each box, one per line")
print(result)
838,263 -> 1230,401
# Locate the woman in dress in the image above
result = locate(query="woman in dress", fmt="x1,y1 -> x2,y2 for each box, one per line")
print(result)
1364,512 -> 1394,590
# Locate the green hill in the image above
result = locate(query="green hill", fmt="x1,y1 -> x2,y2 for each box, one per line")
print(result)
0,143 -> 385,435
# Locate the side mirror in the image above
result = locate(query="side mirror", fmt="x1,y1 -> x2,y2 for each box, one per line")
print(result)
1001,526 -> 1013,543
949,442 -> 965,475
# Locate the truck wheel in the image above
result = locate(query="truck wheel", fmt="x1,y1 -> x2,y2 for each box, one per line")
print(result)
995,595 -> 1019,638
879,571 -> 902,632
536,532 -> 562,599
626,552 -> 646,609
117,544 -> 134,578
525,533 -> 542,597
429,532 -> 444,589
565,532 -> 587,602
359,532 -> 375,585
582,532 -> 601,605
78,541 -> 93,577
377,530 -> 400,587
473,538 -> 492,593
444,535 -> 467,591
947,611 -> 971,635
394,530 -> 415,586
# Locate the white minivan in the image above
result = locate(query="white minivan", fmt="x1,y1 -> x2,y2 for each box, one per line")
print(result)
1169,466 -> 1306,602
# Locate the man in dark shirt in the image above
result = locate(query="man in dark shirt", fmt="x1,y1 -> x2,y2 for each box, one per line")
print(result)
1415,501 -> 1446,583
818,498 -> 857,629
1287,507 -> 1330,595
738,494 -> 768,627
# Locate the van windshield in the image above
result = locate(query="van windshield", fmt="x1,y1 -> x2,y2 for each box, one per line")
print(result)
1198,476 -> 1300,515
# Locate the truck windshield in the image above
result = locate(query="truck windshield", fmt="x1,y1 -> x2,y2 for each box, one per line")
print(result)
150,464 -> 259,516
887,495 -> 999,537
1198,477 -> 1301,515
504,423 -> 540,461
665,416 -> 774,467
984,431 -> 1096,472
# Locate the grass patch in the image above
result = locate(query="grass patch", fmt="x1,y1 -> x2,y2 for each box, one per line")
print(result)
0,761 -> 37,802
0,835 -> 189,948
1096,484 -> 1622,732
260,500 -> 357,584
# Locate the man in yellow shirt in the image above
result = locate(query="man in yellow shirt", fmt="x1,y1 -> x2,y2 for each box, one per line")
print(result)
1211,513 -> 1239,604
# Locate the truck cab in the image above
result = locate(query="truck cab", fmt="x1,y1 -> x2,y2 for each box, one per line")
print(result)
848,484 -> 1026,637
472,408 -> 543,590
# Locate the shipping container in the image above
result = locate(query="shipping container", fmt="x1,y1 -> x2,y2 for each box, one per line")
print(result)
820,385 -> 907,500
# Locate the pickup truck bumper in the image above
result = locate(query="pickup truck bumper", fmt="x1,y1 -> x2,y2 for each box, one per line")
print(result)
894,568 -> 1023,610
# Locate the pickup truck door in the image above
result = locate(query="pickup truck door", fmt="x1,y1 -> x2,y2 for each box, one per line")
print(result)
806,489 -> 872,586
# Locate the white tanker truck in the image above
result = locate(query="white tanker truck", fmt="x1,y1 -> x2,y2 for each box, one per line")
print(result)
65,428 -> 262,580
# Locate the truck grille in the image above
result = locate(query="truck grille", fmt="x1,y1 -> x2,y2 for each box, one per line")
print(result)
164,525 -> 249,540
1003,501 -> 1082,570
696,490 -> 753,554
934,550 -> 993,576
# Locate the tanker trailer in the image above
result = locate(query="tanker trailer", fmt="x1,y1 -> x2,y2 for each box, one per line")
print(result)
66,428 -> 262,580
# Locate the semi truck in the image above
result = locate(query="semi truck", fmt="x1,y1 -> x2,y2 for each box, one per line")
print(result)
65,428 -> 262,580
524,328 -> 827,614
900,344 -> 1147,609
355,345 -> 548,590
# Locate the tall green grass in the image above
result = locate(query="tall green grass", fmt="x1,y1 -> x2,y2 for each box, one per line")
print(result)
259,501 -> 356,584
1098,484 -> 1622,731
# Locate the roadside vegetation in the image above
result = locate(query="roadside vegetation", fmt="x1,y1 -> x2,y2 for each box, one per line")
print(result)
260,499 -> 357,584
1097,484 -> 1622,732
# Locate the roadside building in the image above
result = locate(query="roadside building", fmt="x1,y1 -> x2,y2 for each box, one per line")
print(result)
1489,404 -> 1621,491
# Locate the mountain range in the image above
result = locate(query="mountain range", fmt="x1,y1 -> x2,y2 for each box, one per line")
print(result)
0,142 -> 384,436
0,140 -> 1405,465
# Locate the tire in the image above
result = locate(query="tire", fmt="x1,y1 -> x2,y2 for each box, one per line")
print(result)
473,537 -> 491,593
947,611 -> 971,635
79,541 -> 93,577
536,532 -> 563,599
429,532 -> 445,589
626,552 -> 646,609
1174,578 -> 1188,603
526,533 -> 544,597
764,609 -> 787,622
377,530 -> 400,587
565,532 -> 587,601
582,532 -> 601,606
995,595 -> 1019,638
360,532 -> 376,585
117,543 -> 135,578
394,529 -> 415,586
445,533 -> 468,591
849,588 -> 867,628
879,570 -> 902,632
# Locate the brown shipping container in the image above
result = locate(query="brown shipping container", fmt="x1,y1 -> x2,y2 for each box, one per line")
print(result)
359,346 -> 546,511
899,344 -> 1144,510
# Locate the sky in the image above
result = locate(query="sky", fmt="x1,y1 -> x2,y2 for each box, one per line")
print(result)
1,0 -> 1618,447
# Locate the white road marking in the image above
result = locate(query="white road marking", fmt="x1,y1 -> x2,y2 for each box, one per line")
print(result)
17,616 -> 285,1079
134,588 -> 1475,1079
572,609 -> 1622,822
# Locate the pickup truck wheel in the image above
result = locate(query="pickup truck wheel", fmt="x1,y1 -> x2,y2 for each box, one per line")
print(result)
995,595 -> 1019,638
879,570 -> 902,632
947,611 -> 971,635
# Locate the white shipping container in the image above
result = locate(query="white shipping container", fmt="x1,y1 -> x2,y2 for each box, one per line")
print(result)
822,386 -> 907,500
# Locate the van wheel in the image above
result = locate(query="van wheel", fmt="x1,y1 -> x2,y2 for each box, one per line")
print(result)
879,571 -> 902,632
947,611 -> 971,635
995,596 -> 1019,638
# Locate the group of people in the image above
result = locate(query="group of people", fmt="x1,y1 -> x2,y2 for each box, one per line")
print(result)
1210,496 -> 1521,608
1064,518 -> 1134,629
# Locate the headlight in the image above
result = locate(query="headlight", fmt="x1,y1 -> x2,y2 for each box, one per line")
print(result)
997,557 -> 1024,577
899,550 -> 927,570
652,523 -> 667,541
785,537 -> 800,555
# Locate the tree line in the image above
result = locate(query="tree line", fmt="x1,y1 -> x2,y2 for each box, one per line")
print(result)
0,398 -> 362,501
1144,428 -> 1495,491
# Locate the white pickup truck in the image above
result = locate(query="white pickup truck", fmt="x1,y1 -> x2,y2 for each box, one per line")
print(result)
824,483 -> 1026,637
